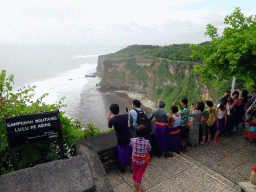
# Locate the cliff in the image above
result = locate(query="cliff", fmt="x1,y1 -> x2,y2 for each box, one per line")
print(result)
96,56 -> 216,107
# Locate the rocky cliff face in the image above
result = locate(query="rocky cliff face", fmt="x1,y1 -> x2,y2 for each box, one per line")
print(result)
97,56 -> 212,102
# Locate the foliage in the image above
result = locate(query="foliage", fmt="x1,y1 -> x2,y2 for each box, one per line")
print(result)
125,58 -> 150,81
0,70 -> 113,175
154,70 -> 201,110
190,7 -> 256,89
84,123 -> 114,138
106,43 -> 207,62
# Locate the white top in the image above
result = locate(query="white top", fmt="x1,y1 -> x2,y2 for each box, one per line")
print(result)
217,103 -> 230,115
172,114 -> 181,127
217,108 -> 226,119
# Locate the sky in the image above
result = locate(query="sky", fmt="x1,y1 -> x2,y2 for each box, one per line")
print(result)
0,0 -> 255,46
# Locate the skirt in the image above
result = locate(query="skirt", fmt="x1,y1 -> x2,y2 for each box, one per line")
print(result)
118,144 -> 132,164
214,117 -> 225,134
154,123 -> 169,151
168,126 -> 181,151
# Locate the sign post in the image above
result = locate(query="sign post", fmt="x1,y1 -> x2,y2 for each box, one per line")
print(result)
4,110 -> 64,170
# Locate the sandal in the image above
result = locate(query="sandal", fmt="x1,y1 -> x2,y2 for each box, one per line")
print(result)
213,141 -> 218,145
216,140 -> 220,143
200,142 -> 205,145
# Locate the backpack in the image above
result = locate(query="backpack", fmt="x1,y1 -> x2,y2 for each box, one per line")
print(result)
134,109 -> 151,135
206,109 -> 215,126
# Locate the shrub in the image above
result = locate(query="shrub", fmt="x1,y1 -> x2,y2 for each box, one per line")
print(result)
0,70 -> 113,175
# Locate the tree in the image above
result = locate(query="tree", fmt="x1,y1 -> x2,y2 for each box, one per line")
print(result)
190,7 -> 256,89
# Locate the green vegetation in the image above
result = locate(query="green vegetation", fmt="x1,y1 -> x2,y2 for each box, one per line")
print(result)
125,58 -> 150,81
0,70 -> 113,175
106,43 -> 205,62
191,7 -> 256,90
106,45 -> 159,59
154,69 -> 200,110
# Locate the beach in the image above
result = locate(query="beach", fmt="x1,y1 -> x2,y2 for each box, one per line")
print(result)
71,86 -> 156,132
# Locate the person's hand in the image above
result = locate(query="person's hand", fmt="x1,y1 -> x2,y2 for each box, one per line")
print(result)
172,102 -> 176,106
175,101 -> 179,105
107,110 -> 112,117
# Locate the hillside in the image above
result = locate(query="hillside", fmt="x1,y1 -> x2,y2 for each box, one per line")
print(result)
97,43 -> 240,110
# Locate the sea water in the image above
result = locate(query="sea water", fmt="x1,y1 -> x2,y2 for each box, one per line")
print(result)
0,45 -> 125,131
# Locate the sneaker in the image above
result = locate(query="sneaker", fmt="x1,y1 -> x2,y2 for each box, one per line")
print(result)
213,141 -> 218,145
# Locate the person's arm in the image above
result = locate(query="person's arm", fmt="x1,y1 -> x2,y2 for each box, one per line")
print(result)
215,108 -> 219,128
147,140 -> 151,152
149,110 -> 155,121
224,109 -> 227,125
168,116 -> 175,127
231,99 -> 237,110
190,104 -> 195,113
128,112 -> 133,128
107,110 -> 112,128
176,101 -> 183,110
246,105 -> 252,114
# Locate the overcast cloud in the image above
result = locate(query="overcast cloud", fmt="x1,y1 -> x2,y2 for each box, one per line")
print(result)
0,0 -> 255,46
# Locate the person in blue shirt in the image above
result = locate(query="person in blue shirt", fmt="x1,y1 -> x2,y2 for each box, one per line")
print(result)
129,100 -> 144,136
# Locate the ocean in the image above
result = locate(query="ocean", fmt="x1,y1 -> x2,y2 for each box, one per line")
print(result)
0,45 -> 127,131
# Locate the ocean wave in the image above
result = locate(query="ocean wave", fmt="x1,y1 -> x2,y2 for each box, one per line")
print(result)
73,54 -> 101,58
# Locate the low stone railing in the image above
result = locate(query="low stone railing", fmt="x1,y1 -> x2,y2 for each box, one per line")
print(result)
0,123 -> 159,192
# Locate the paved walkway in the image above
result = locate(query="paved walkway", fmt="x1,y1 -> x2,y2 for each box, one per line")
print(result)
106,123 -> 255,191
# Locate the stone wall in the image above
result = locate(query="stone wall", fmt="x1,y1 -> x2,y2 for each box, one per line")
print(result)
0,132 -> 118,192
0,125 -> 161,192
0,155 -> 96,192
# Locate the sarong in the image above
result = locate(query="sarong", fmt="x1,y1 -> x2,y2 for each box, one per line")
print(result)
154,122 -> 168,151
168,126 -> 180,151
143,134 -> 152,157
214,117 -> 225,135
118,144 -> 132,164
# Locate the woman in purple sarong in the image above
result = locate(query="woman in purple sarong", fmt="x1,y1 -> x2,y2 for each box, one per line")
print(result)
168,105 -> 181,154
149,99 -> 173,158
213,101 -> 227,145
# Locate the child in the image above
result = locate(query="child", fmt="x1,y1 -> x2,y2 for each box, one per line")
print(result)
168,105 -> 181,154
130,125 -> 151,192
213,101 -> 227,145
200,101 -> 215,144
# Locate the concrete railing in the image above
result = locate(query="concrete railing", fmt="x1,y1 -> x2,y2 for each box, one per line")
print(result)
0,132 -> 118,192
0,124 -> 159,192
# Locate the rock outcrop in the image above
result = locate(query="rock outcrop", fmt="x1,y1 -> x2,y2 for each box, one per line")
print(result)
97,56 -> 212,101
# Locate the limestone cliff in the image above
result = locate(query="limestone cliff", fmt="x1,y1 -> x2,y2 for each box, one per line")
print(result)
97,56 -> 214,104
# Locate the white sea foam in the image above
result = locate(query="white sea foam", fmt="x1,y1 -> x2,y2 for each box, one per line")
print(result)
73,54 -> 102,58
13,63 -> 99,118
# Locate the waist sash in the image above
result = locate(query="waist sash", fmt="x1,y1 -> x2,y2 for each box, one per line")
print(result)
170,129 -> 180,134
188,120 -> 199,126
155,122 -> 168,126
132,153 -> 150,164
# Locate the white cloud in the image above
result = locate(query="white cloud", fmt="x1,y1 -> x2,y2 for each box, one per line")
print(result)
0,0 -> 255,45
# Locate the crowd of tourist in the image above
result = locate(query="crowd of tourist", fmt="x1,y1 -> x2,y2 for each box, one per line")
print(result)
107,90 -> 256,192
